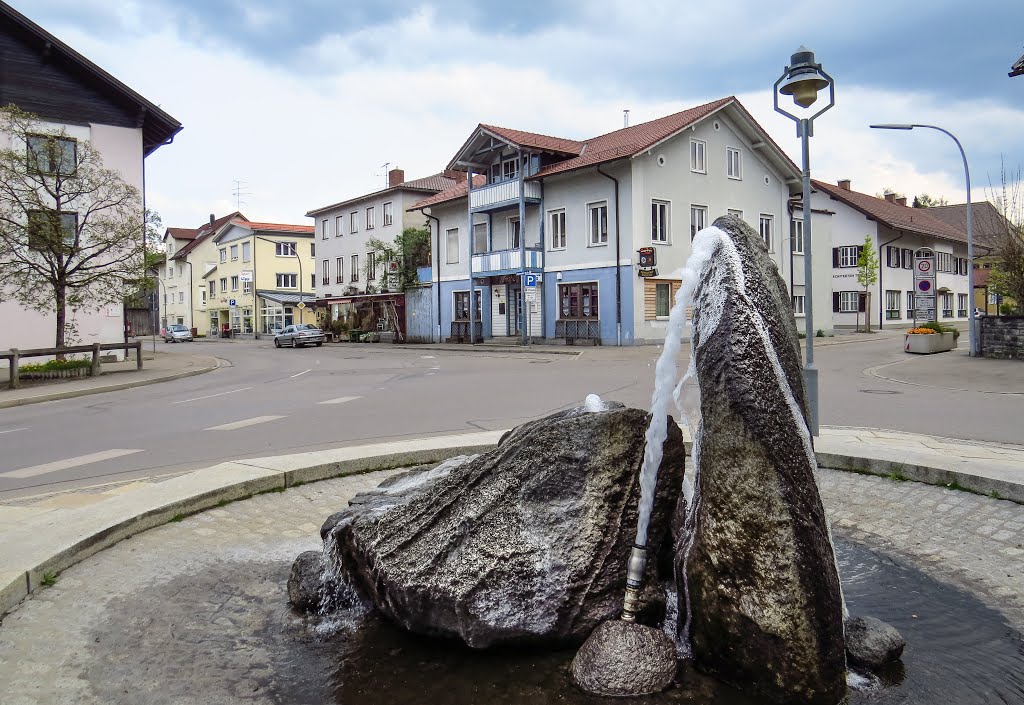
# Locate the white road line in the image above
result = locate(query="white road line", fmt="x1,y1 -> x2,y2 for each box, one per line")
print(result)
291,369 -> 311,378
173,387 -> 252,404
205,415 -> 285,431
0,427 -> 27,435
0,449 -> 144,479
318,395 -> 362,405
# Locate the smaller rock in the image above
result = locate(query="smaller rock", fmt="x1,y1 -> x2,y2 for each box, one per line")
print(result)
288,550 -> 324,612
845,616 -> 905,670
571,620 -> 677,696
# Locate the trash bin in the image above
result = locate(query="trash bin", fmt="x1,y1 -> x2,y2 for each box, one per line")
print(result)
190,327 -> 198,338
348,329 -> 363,342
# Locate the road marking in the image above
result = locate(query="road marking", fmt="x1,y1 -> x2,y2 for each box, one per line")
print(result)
421,355 -> 436,359
174,387 -> 252,404
204,415 -> 285,431
0,449 -> 144,479
291,369 -> 311,378
318,395 -> 362,405
0,427 -> 27,435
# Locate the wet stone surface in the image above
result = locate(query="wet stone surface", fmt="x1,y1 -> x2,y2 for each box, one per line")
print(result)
0,468 -> 1021,704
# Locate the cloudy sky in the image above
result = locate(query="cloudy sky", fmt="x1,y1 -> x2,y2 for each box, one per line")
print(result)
14,0 -> 1024,229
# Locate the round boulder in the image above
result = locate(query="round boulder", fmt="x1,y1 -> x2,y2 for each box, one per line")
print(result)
287,550 -> 323,612
845,616 -> 906,670
571,620 -> 677,696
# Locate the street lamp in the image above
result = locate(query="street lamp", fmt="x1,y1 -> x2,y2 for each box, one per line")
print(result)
774,46 -> 835,437
870,123 -> 976,357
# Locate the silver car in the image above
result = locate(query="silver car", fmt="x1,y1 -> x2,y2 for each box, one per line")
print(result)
274,323 -> 325,348
164,324 -> 193,343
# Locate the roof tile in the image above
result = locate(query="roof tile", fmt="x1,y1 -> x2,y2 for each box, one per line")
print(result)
812,181 -> 968,242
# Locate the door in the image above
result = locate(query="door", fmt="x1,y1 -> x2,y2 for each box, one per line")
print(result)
491,285 -> 507,337
511,286 -> 522,335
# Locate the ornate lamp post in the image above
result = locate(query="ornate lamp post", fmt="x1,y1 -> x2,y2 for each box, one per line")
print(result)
774,46 -> 835,437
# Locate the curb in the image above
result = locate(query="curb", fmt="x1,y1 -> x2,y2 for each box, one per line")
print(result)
0,357 -> 224,409
1,429 -> 1020,620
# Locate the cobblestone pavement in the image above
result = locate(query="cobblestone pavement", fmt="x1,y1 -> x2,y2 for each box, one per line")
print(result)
0,468 -> 1020,704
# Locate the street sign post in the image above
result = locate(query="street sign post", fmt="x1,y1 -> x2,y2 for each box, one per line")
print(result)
524,273 -> 539,287
913,247 -> 936,324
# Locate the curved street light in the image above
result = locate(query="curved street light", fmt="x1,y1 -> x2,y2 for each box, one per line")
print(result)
774,46 -> 835,437
870,123 -> 976,357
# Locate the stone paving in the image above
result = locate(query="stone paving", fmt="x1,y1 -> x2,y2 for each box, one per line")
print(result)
0,466 -> 1021,704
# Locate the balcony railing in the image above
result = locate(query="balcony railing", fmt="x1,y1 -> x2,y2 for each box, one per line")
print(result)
470,180 -> 541,211
472,248 -> 542,275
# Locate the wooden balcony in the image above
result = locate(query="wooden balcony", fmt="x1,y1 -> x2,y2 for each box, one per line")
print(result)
469,180 -> 541,212
472,248 -> 542,276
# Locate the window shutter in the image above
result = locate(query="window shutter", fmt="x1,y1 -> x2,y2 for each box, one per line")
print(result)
643,280 -> 657,320
858,294 -> 867,313
856,245 -> 864,261
832,248 -> 840,267
832,292 -> 840,312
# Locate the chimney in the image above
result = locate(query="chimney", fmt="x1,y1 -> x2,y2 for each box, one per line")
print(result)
209,213 -> 215,225
623,109 -> 630,128
388,168 -> 405,187
884,192 -> 896,203
895,196 -> 907,207
837,179 -> 851,191
443,168 -> 467,183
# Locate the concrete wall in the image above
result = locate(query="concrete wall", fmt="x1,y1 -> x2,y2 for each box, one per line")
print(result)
979,315 -> 1024,360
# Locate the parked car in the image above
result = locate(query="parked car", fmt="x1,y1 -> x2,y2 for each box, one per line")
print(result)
163,324 -> 193,343
274,323 -> 325,348
973,308 -> 986,317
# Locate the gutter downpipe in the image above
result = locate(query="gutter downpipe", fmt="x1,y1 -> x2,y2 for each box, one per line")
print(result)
425,209 -> 442,342
877,231 -> 903,331
467,169 -> 476,344
596,164 -> 622,346
252,234 -> 258,338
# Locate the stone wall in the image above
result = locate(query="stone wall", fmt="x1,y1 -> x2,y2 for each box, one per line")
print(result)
979,315 -> 1024,360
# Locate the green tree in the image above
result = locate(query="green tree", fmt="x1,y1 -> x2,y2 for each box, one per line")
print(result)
0,105 -> 147,348
987,171 -> 1024,314
856,235 -> 879,331
364,227 -> 431,293
912,193 -> 948,208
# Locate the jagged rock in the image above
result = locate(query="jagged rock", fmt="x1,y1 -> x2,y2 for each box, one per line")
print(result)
287,550 -> 324,612
677,215 -> 846,704
845,616 -> 905,669
320,405 -> 685,648
571,620 -> 677,696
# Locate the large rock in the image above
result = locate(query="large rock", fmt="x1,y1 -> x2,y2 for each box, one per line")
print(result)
571,620 -> 677,696
677,215 -> 846,704
845,616 -> 905,670
321,405 -> 685,648
288,550 -> 324,612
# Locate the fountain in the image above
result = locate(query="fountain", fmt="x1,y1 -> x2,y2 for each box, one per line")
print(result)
291,215 -> 904,704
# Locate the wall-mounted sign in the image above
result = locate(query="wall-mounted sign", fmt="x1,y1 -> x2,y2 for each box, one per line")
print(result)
239,270 -> 253,283
638,268 -> 659,278
524,273 -> 540,287
638,247 -> 656,268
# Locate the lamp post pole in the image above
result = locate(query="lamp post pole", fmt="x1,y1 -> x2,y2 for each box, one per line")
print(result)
870,124 -> 975,356
774,47 -> 835,437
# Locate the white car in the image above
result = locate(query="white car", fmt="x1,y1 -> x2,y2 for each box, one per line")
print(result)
163,324 -> 193,343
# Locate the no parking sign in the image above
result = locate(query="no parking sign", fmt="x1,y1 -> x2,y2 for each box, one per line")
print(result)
913,248 -> 936,323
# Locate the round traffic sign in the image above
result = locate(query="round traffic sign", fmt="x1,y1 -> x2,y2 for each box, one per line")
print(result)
917,280 -> 932,293
916,260 -> 932,273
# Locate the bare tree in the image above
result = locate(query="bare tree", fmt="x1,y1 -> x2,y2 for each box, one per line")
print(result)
987,167 -> 1024,314
0,105 -> 149,348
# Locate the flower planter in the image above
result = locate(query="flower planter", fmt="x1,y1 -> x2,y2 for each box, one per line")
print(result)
904,332 -> 957,354
19,366 -> 91,380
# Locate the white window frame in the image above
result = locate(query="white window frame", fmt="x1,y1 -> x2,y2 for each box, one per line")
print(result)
220,277 -> 227,291
549,209 -> 566,250
366,206 -> 375,230
907,291 -> 915,318
335,215 -> 344,237
446,228 -> 460,264
243,280 -> 251,294
652,199 -> 670,244
350,211 -> 358,234
690,204 -> 708,241
508,216 -> 521,250
587,201 -> 608,247
178,292 -> 184,303
957,293 -> 969,316
382,201 -> 394,226
230,275 -> 239,291
201,289 -> 207,305
839,291 -> 859,312
276,273 -> 297,289
501,157 -> 519,182
473,222 -> 488,254
321,219 -> 329,239
885,290 -> 901,320
936,251 -> 953,273
726,146 -> 742,180
367,251 -> 376,280
759,214 -> 774,252
230,244 -> 238,261
838,245 -> 859,268
219,248 -> 227,263
791,218 -> 804,254
275,241 -> 297,257
727,208 -> 743,220
655,281 -> 672,318
351,254 -> 359,282
322,259 -> 330,285
792,294 -> 806,315
242,241 -> 251,262
690,139 -> 706,174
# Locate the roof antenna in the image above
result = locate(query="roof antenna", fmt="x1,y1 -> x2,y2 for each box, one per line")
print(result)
232,179 -> 250,210
623,109 -> 630,128
380,162 -> 390,187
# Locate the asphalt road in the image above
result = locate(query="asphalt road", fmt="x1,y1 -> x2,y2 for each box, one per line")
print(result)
0,336 -> 1020,500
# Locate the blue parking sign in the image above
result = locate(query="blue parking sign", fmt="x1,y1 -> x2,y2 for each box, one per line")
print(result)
524,274 -> 538,287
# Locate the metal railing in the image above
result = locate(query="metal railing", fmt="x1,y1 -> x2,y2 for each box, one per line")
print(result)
450,321 -> 483,343
469,180 -> 541,211
555,318 -> 601,344
472,248 -> 542,275
1,341 -> 142,390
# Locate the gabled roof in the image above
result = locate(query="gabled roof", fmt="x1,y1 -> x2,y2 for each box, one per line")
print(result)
239,222 -> 315,234
305,171 -> 458,217
812,181 -> 968,242
0,1 -> 182,155
165,227 -> 198,241
1010,50 -> 1024,78
171,211 -> 248,260
927,202 -> 1007,252
405,175 -> 488,211
477,125 -> 585,156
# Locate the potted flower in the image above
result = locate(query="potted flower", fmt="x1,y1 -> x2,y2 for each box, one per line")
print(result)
905,322 -> 958,354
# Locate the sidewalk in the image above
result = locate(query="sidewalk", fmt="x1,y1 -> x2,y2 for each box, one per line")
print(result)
0,425 -> 1021,618
0,350 -> 223,409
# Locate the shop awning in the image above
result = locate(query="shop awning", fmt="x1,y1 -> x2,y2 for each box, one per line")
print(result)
256,290 -> 316,305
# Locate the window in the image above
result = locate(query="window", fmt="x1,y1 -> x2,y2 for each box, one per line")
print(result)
168,264 -> 174,279
350,212 -> 358,234
956,257 -> 969,275
275,241 -> 296,257
839,291 -> 859,312
243,280 -> 251,294
453,290 -> 483,321
958,293 -> 969,317
322,259 -> 330,285
230,244 -> 238,261
885,290 -> 901,319
502,157 -> 519,182
588,201 -> 608,246
321,219 -> 329,239
242,241 -> 251,262
179,292 -> 184,303
726,147 -> 742,179
656,282 -> 671,317
446,228 -> 460,264
220,277 -> 227,291
220,248 -> 227,263
901,248 -> 912,269
201,289 -> 207,305
351,254 -> 359,282
367,252 -> 376,280
209,281 -> 216,296
366,206 -> 375,230
276,273 -> 297,288
727,208 -> 744,220
559,282 -> 599,319
509,217 -> 521,249
177,265 -> 182,278
311,272 -> 316,289
336,215 -> 344,237
791,218 -> 804,254
231,275 -> 239,291
310,242 -> 315,257
26,134 -> 76,176
473,222 -> 488,253
383,201 -> 394,226
886,246 -> 904,268
336,257 -> 343,283
836,245 -> 859,268
941,292 -> 954,318
690,205 -> 707,240
906,291 -> 915,318
644,279 -> 681,320
759,215 -> 774,251
690,139 -> 706,173
549,210 -> 566,250
652,200 -> 670,243
936,252 -> 953,273
792,295 -> 806,315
